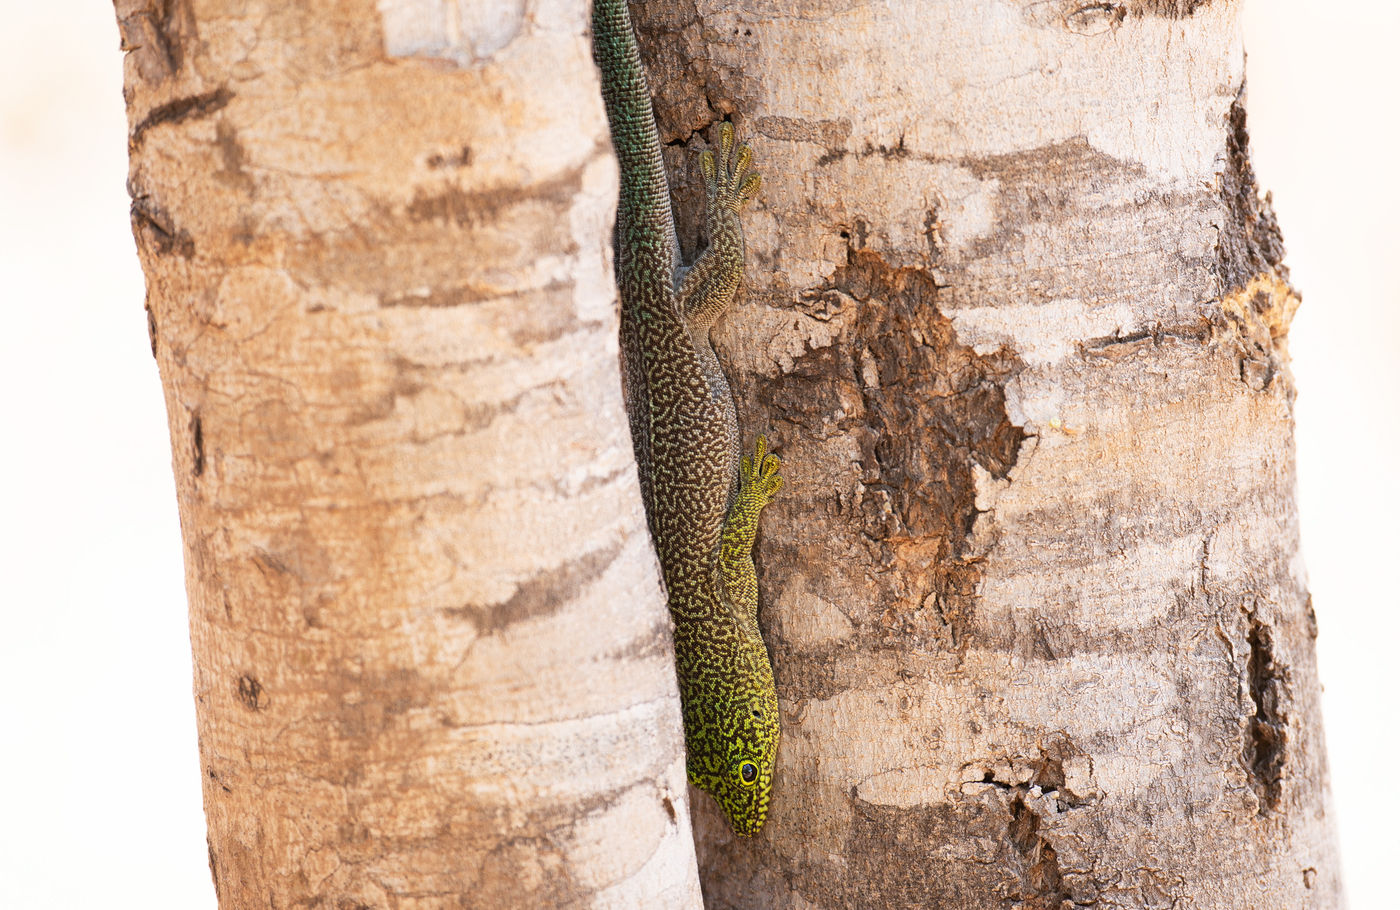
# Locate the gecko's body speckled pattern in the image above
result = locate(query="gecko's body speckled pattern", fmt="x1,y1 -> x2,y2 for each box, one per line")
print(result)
592,0 -> 781,836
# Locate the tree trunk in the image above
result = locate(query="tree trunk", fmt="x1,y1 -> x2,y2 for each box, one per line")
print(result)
628,0 -> 1343,906
119,0 -> 1343,905
115,1 -> 703,906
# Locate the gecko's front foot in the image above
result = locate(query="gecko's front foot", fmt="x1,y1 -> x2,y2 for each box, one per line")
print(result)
701,122 -> 762,214
738,435 -> 783,510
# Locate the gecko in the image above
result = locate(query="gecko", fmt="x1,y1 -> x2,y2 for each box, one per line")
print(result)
591,0 -> 782,836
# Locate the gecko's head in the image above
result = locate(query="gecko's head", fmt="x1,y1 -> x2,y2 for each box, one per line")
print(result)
686,685 -> 780,837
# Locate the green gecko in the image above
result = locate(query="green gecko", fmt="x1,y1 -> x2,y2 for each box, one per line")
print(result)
591,0 -> 782,836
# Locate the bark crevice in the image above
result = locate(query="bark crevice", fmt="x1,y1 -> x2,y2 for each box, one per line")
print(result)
1245,615 -> 1288,814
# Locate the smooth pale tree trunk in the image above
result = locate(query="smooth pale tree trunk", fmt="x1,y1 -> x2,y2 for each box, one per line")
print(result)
116,0 -> 703,906
626,0 -> 1344,907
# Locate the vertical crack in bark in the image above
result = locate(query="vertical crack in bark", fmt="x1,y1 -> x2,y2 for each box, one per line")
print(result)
1245,617 -> 1288,814
190,411 -> 204,477
1007,797 -> 1069,910
144,302 -> 159,358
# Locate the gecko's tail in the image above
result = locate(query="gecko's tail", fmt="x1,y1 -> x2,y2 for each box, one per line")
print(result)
591,0 -> 678,261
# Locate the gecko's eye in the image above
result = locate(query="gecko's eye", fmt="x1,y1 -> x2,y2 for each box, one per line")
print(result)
738,761 -> 759,785
751,709 -> 762,719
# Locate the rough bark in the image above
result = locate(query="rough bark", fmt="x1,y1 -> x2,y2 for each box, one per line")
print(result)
116,0 -> 703,906
628,0 -> 1343,906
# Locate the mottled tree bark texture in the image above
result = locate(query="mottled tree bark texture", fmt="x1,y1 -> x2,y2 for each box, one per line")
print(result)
117,0 -> 704,907
119,0 -> 1341,907
630,0 -> 1340,907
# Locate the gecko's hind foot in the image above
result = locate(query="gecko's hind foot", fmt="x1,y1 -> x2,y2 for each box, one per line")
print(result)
700,122 -> 762,212
739,435 -> 783,507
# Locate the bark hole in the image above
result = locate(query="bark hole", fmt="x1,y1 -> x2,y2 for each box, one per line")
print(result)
1245,618 -> 1287,814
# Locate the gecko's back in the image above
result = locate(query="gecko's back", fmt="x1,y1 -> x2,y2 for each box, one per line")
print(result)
592,0 -> 781,836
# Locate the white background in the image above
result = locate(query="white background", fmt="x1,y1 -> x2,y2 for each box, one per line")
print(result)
1,2 -> 1394,907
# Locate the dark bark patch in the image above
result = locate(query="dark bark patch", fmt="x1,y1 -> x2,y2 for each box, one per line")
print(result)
834,797 -> 1011,906
129,86 -> 233,150
145,302 -> 159,357
130,197 -> 195,258
754,115 -> 851,147
603,618 -> 675,663
1081,318 -> 1213,357
769,638 -> 848,703
1214,90 -> 1299,391
406,169 -> 582,230
1245,617 -> 1288,814
845,249 -> 1024,645
443,540 -> 625,633
1217,87 -> 1289,296
190,411 -> 204,477
380,284 -> 497,308
749,244 -> 1025,654
628,0 -> 727,144
1007,797 -> 1069,909
426,145 -> 473,169
206,766 -> 231,793
844,249 -> 1023,537
1035,0 -> 1212,22
213,121 -> 256,194
332,666 -> 431,744
236,674 -> 267,711
116,0 -> 198,84
1127,0 -> 1213,18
